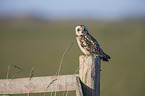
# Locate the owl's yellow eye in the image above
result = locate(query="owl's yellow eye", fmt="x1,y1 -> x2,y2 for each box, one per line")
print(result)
77,28 -> 81,32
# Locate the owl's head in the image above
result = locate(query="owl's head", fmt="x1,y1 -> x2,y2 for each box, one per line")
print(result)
75,25 -> 88,36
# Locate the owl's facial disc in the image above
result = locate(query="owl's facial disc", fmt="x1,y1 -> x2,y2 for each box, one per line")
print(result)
75,26 -> 83,35
75,25 -> 87,36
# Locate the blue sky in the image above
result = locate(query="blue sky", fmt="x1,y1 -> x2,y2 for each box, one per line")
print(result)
0,0 -> 145,20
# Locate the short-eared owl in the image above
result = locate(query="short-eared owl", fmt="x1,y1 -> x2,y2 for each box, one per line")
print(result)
75,25 -> 111,62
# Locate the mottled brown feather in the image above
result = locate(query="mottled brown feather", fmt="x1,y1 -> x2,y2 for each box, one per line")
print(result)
79,33 -> 111,62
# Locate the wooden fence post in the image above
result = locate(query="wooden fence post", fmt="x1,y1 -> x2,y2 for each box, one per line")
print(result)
79,55 -> 101,96
76,76 -> 83,96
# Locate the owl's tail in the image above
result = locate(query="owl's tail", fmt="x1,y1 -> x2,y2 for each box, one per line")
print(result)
100,53 -> 111,62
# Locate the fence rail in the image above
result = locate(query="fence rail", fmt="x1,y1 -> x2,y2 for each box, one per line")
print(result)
0,74 -> 78,94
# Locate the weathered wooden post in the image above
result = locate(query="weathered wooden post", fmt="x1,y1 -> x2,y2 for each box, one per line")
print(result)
78,55 -> 101,96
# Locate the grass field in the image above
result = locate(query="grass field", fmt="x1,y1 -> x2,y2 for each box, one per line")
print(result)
0,20 -> 145,96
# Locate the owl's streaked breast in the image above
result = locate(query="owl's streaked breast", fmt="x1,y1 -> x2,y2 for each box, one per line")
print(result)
76,36 -> 90,55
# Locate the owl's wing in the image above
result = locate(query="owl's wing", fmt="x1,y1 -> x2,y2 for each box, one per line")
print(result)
80,33 -> 111,62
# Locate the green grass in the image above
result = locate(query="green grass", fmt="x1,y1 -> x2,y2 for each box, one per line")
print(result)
0,20 -> 145,96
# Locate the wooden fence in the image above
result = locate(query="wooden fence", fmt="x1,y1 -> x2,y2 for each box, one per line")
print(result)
0,55 -> 101,96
